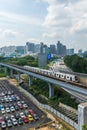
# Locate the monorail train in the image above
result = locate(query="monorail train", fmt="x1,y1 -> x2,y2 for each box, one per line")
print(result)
24,65 -> 78,82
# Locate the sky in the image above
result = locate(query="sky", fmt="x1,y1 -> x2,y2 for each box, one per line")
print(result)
0,0 -> 87,52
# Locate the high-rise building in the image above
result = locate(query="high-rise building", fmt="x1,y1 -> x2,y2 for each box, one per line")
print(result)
50,44 -> 56,54
0,46 -> 16,57
40,42 -> 44,54
34,44 -> 41,53
56,41 -> 66,56
26,42 -> 35,53
67,48 -> 74,55
78,49 -> 82,56
16,46 -> 25,55
38,53 -> 47,67
38,42 -> 48,67
62,45 -> 67,56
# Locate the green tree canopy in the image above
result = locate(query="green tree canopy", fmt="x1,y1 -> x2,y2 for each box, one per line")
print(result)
64,55 -> 87,73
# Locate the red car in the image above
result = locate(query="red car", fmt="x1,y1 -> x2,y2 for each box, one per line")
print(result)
18,104 -> 23,109
23,116 -> 29,123
29,109 -> 34,115
0,117 -> 4,124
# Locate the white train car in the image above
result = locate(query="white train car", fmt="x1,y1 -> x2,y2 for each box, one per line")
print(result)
55,72 -> 66,79
24,66 -> 77,82
55,71 -> 77,82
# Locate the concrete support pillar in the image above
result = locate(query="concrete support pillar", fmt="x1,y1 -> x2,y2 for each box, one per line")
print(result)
28,75 -> 32,87
48,83 -> 54,98
5,67 -> 7,75
78,102 -> 87,130
18,72 -> 21,80
10,69 -> 13,78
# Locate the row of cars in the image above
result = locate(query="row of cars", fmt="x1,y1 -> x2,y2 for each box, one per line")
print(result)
0,101 -> 28,114
0,90 -> 39,129
0,110 -> 39,128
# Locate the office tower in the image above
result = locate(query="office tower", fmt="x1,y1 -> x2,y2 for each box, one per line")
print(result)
67,48 -> 74,55
26,42 -> 35,53
50,44 -> 56,54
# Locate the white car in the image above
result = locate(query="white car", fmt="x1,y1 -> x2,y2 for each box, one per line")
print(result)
10,106 -> 15,112
11,115 -> 15,120
7,120 -> 12,127
12,118 -> 18,125
1,121 -> 6,129
6,107 -> 10,113
23,104 -> 28,109
20,112 -> 25,118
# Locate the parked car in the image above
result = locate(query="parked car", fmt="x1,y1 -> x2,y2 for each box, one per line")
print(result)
27,115 -> 34,121
33,114 -> 39,120
10,106 -> 15,112
23,116 -> 29,123
18,118 -> 23,125
23,104 -> 28,109
20,112 -> 25,119
24,110 -> 29,116
1,108 -> 5,114
15,113 -> 20,120
1,121 -> 6,129
7,120 -> 12,127
0,117 -> 4,124
6,107 -> 10,113
12,118 -> 18,126
29,109 -> 34,115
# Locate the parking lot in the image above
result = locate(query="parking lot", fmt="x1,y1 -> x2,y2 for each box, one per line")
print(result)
0,79 -> 51,130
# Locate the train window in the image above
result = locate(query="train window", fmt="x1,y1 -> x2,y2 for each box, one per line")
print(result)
56,73 -> 59,77
66,76 -> 69,79
70,77 -> 72,81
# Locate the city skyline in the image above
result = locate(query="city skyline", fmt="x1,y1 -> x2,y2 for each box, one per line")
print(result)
0,0 -> 87,52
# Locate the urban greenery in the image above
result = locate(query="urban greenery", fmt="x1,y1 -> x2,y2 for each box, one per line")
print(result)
0,68 -> 7,77
32,79 -> 78,109
2,55 -> 38,67
64,55 -> 87,73
0,55 -> 79,109
21,78 -> 78,109
83,51 -> 87,58
82,125 -> 87,130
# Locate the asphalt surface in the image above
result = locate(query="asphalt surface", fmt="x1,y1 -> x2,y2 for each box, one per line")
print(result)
0,79 -> 52,130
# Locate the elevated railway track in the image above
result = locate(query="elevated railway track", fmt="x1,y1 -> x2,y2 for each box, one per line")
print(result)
0,62 -> 87,96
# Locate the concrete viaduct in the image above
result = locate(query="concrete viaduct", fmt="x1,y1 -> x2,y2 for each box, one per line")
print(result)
0,62 -> 87,130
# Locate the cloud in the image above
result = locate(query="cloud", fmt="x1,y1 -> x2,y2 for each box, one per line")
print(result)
3,30 -> 20,38
69,21 -> 87,35
0,29 -> 20,39
41,0 -> 87,50
43,32 -> 58,38
26,38 -> 40,43
0,11 -> 41,26
44,0 -> 87,30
